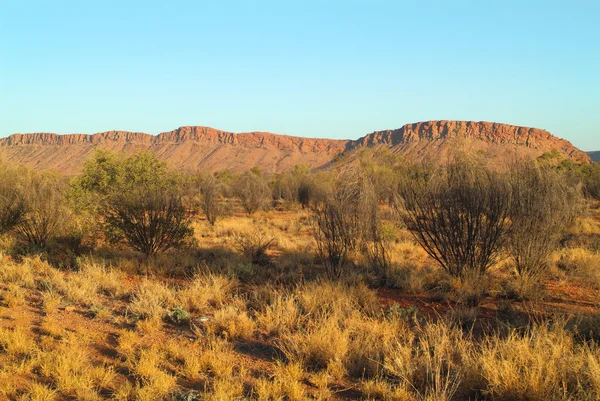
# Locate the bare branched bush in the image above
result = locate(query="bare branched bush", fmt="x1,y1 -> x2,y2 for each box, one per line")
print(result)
234,171 -> 270,215
232,229 -> 276,265
297,178 -> 313,209
312,172 -> 362,279
397,156 -> 511,278
508,159 -> 582,280
356,170 -> 392,280
198,173 -> 223,226
0,167 -> 26,234
15,172 -> 67,249
105,187 -> 193,257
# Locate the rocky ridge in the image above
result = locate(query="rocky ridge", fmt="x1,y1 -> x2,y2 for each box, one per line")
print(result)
0,121 -> 589,174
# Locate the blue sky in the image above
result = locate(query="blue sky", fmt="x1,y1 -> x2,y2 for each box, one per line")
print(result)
1,1 -> 599,149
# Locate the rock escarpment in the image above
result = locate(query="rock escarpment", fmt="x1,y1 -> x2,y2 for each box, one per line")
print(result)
0,121 -> 589,174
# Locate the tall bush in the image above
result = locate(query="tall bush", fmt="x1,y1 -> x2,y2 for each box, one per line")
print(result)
397,156 -> 511,278
234,171 -> 270,215
15,171 -> 67,249
507,159 -> 581,279
76,151 -> 194,256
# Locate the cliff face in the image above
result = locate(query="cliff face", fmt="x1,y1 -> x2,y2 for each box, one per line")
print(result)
0,121 -> 589,174
349,121 -> 590,163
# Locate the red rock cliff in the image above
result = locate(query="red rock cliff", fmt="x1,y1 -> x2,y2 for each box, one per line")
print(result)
0,121 -> 589,174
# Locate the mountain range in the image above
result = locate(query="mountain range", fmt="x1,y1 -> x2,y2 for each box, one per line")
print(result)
0,120 -> 590,174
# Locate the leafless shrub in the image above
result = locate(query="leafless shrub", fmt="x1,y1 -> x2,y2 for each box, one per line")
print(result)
104,186 -> 193,257
312,171 -> 362,279
198,173 -> 223,226
297,178 -> 313,209
15,172 -> 67,249
397,155 -> 511,278
234,171 -> 270,215
232,229 -> 276,265
0,168 -> 27,234
356,170 -> 392,281
507,158 -> 582,280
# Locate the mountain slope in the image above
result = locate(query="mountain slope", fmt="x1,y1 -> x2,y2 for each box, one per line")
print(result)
0,121 -> 589,174
587,151 -> 600,162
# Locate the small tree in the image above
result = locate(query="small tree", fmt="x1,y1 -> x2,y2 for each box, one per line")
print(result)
15,172 -> 66,249
234,171 -> 270,215
507,159 -> 581,280
397,156 -> 511,278
312,172 -> 361,279
104,185 -> 193,257
357,170 -> 391,280
76,151 -> 195,257
298,177 -> 314,209
198,173 -> 223,226
0,167 -> 26,234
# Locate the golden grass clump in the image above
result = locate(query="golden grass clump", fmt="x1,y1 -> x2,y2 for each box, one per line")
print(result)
131,346 -> 177,399
37,341 -> 115,401
254,362 -> 306,401
180,337 -> 240,380
256,293 -> 301,336
279,316 -> 350,374
41,291 -> 62,315
0,259 -> 35,288
19,382 -> 58,401
478,323 -> 596,400
205,303 -> 256,340
177,273 -> 236,313
0,326 -> 37,358
78,261 -> 126,297
128,279 -> 176,321
2,283 -> 26,307
296,281 -> 379,322
555,247 -> 600,289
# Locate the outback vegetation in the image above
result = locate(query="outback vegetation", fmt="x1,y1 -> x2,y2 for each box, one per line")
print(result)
0,149 -> 599,400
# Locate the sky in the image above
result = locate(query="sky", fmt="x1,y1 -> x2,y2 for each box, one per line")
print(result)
1,1 -> 599,150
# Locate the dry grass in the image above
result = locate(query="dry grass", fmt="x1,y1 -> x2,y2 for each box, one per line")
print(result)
206,303 -> 256,340
128,279 -> 176,321
0,207 -> 598,400
177,273 -> 236,313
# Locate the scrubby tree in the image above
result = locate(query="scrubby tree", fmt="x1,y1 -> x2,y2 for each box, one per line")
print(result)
76,151 -> 194,256
312,170 -> 363,278
397,156 -> 511,278
15,171 -> 67,249
0,167 -> 27,234
234,171 -> 270,215
198,173 -> 223,226
507,159 -> 581,280
357,170 -> 392,280
298,177 -> 313,208
104,186 -> 192,256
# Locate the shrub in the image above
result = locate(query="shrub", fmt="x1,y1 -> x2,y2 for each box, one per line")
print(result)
105,186 -> 193,257
297,177 -> 313,209
356,169 -> 392,281
507,159 -> 581,280
311,178 -> 360,279
397,156 -> 511,278
0,166 -> 27,234
232,229 -> 276,265
197,173 -> 223,226
15,171 -> 68,249
233,171 -> 270,215
76,151 -> 195,257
